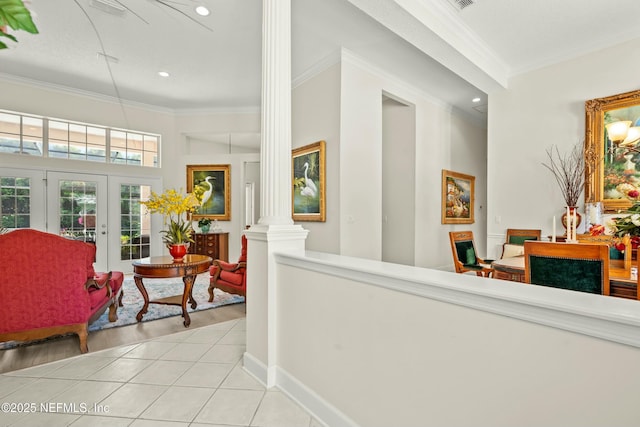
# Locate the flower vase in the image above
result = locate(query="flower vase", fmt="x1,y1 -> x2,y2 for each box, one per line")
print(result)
561,206 -> 582,236
169,244 -> 188,262
200,225 -> 210,234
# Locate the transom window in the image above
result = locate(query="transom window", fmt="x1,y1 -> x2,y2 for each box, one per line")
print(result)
0,110 -> 159,167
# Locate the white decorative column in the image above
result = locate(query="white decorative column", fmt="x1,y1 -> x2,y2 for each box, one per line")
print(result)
243,0 -> 308,388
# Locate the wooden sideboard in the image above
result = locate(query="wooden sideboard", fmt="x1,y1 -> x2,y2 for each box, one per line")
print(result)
188,232 -> 229,262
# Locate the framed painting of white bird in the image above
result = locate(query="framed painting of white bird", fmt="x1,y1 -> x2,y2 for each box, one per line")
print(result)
292,140 -> 326,221
441,169 -> 474,224
187,164 -> 231,221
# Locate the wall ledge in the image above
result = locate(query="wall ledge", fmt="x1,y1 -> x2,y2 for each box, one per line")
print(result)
275,250 -> 640,348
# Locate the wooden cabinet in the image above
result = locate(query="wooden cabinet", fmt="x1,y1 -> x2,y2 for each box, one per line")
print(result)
188,232 -> 229,262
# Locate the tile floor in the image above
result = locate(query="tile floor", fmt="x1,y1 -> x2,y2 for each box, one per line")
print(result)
0,319 -> 322,427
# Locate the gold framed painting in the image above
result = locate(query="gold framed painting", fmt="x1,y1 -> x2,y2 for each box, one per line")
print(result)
186,164 -> 231,221
585,88 -> 640,212
441,169 -> 475,224
292,140 -> 326,222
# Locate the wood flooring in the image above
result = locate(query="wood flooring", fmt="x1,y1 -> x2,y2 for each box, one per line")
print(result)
0,303 -> 246,374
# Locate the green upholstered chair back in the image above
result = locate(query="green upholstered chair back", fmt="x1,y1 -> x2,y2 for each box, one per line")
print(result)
508,235 -> 539,245
528,256 -> 604,294
454,240 -> 477,266
506,229 -> 542,245
524,241 -> 610,295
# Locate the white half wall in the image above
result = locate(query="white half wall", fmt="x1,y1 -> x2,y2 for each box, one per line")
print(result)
271,251 -> 640,427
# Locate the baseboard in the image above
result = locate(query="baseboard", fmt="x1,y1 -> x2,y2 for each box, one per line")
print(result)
242,352 -> 269,386
275,366 -> 359,427
243,353 -> 358,427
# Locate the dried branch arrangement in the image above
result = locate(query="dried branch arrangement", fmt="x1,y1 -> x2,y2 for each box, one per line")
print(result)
542,142 -> 586,207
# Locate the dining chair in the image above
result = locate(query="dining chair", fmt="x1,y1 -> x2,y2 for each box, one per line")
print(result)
449,231 -> 494,278
524,241 -> 609,295
577,234 -> 631,279
501,228 -> 541,258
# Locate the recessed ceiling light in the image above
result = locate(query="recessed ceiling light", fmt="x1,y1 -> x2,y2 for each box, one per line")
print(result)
472,97 -> 481,103
195,5 -> 210,16
158,71 -> 170,77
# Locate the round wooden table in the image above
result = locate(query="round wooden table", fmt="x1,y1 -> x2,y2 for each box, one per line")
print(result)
132,254 -> 212,327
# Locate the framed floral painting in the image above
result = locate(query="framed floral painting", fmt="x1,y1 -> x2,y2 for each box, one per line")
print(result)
292,140 -> 325,222
186,164 -> 231,221
441,169 -> 475,224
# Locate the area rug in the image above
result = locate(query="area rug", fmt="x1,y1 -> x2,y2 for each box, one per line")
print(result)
89,272 -> 245,331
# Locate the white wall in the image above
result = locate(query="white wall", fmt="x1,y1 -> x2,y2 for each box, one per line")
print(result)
292,63 -> 342,254
487,38 -> 640,259
339,51 -> 488,268
382,95 -> 416,265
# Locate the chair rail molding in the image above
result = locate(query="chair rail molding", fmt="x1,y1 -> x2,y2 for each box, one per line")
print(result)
275,250 -> 640,349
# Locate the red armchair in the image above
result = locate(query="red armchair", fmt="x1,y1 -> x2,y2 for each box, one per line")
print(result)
0,229 -> 123,353
209,235 -> 247,301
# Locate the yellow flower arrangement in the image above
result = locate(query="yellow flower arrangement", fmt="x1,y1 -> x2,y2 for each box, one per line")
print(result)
140,189 -> 201,247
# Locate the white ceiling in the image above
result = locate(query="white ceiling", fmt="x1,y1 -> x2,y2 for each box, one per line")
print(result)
1,0 -> 640,122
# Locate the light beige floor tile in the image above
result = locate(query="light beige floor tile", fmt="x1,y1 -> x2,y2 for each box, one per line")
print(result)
129,419 -> 189,427
194,389 -> 264,426
4,358 -> 71,378
46,356 -> 116,380
140,385 -> 215,422
153,329 -> 196,343
159,343 -> 212,362
182,328 -> 227,344
220,365 -> 265,391
250,390 -> 312,427
199,344 -> 245,364
69,414 -> 134,427
309,418 -> 325,427
231,318 -> 247,332
121,341 -> 179,359
88,357 -> 151,382
0,375 -> 36,398
174,362 -> 234,388
190,424 -> 243,427
96,383 -> 167,418
129,360 -> 193,385
201,320 -> 239,332
3,378 -> 77,403
218,331 -> 247,345
9,411 -> 80,427
88,343 -> 140,358
53,380 -> 123,414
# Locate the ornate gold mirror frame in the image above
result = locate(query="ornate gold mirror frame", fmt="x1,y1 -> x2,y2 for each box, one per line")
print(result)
585,89 -> 640,212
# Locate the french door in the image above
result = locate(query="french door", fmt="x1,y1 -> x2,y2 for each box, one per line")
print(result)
45,172 -> 164,273
46,171 -> 109,271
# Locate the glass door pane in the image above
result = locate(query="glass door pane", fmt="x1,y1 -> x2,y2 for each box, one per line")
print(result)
47,172 -> 108,271
119,184 -> 151,262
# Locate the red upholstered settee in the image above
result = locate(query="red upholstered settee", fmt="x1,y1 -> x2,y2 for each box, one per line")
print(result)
0,229 -> 124,353
208,234 -> 247,301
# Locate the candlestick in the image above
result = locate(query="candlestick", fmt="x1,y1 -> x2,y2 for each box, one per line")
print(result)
573,209 -> 577,241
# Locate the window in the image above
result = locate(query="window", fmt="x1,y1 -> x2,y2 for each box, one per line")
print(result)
0,109 -> 160,167
0,112 -> 43,156
120,184 -> 151,260
0,176 -> 31,229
